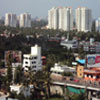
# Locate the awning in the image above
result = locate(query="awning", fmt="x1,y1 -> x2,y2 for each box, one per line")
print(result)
67,86 -> 85,94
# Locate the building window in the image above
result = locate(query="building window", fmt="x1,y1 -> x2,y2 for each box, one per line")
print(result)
25,61 -> 28,64
31,57 -> 34,59
58,72 -> 61,74
97,76 -> 99,79
34,57 -> 37,59
33,70 -> 36,72
32,66 -> 36,68
25,57 -> 28,59
32,61 -> 36,64
87,74 -> 89,77
29,58 -> 32,60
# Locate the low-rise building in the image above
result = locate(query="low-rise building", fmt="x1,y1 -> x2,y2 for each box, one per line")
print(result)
84,68 -> 100,81
60,39 -> 78,49
10,85 -> 33,97
5,51 -> 22,68
76,59 -> 85,78
23,45 -> 42,72
77,65 -> 84,78
50,63 -> 76,75
79,38 -> 100,53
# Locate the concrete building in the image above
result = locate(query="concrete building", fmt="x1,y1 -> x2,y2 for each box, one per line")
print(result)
59,7 -> 73,31
19,13 -> 31,28
23,45 -> 42,72
76,7 -> 92,32
50,63 -> 76,75
48,7 -> 59,30
10,85 -> 33,97
48,7 -> 73,31
84,68 -> 100,82
96,17 -> 100,32
5,13 -> 17,27
76,60 -> 85,78
60,39 -> 78,49
79,38 -> 100,53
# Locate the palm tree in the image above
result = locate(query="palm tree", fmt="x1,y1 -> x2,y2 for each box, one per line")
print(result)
22,68 -> 46,99
43,66 -> 51,100
22,54 -> 55,100
14,66 -> 23,84
43,54 -> 56,99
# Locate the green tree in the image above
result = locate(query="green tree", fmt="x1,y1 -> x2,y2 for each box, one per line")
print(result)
46,54 -> 55,72
7,66 -> 13,84
14,66 -> 23,84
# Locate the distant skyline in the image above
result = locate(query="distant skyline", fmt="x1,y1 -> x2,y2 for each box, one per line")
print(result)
0,0 -> 100,19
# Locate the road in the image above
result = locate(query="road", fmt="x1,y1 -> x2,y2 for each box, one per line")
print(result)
51,74 -> 100,89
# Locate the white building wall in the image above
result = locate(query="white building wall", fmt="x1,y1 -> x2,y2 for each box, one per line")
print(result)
48,9 -> 53,29
81,8 -> 85,31
76,7 -> 92,32
48,7 -> 73,31
10,85 -> 33,97
59,8 -> 64,30
5,13 -> 17,27
76,8 -> 81,31
53,8 -> 59,30
58,7 -> 73,31
96,18 -> 100,32
19,13 -> 31,28
23,45 -> 42,71
70,8 -> 73,31
63,8 -> 70,31
48,7 -> 59,30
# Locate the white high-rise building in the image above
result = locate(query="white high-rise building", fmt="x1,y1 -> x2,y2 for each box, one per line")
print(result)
48,7 -> 73,31
59,7 -> 73,31
23,45 -> 42,72
96,18 -> 100,32
48,7 -> 59,30
5,13 -> 17,27
19,13 -> 31,28
76,7 -> 92,32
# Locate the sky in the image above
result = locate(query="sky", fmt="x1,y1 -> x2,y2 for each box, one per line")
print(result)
0,0 -> 100,19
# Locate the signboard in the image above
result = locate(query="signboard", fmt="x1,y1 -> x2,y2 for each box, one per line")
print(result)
86,54 -> 100,67
5,51 -> 22,67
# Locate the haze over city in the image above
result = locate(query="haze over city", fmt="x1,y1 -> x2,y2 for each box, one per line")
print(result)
1,0 -> 100,100
0,0 -> 100,18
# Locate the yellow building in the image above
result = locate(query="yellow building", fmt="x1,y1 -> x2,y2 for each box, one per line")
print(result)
76,59 -> 85,78
77,65 -> 84,78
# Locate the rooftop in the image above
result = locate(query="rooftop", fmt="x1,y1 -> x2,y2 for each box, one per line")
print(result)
76,59 -> 85,65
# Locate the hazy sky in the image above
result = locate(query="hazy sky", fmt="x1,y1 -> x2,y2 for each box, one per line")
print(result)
0,0 -> 100,19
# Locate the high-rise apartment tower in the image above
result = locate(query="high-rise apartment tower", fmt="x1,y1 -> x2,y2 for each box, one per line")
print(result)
76,7 -> 92,32
96,18 -> 100,32
5,13 -> 17,27
19,13 -> 31,28
48,7 -> 73,31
